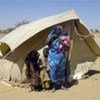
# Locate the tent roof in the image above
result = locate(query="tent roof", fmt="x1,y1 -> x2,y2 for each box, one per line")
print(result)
0,9 -> 100,57
0,9 -> 78,51
0,9 -> 79,56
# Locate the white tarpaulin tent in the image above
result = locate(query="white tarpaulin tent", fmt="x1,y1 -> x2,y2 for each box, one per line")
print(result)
0,9 -> 100,82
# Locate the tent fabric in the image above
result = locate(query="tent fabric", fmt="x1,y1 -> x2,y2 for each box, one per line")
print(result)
0,9 -> 79,57
0,9 -> 100,82
0,10 -> 100,57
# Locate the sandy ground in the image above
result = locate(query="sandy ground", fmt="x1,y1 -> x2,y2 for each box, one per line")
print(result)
0,64 -> 100,100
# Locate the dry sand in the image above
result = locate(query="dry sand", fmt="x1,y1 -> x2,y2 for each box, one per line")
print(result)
0,64 -> 100,100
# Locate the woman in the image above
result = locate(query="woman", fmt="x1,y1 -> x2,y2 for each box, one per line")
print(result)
47,25 -> 69,92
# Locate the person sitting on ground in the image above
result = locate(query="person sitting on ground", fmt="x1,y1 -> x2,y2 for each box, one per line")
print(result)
40,48 -> 51,91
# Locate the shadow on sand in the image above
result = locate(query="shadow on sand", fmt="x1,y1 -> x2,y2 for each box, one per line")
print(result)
86,69 -> 100,77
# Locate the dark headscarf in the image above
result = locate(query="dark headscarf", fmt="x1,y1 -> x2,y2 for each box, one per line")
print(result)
47,25 -> 64,47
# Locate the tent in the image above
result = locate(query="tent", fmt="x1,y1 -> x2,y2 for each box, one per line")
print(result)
0,9 -> 100,82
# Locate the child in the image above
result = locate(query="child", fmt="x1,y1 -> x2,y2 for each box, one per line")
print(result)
58,35 -> 70,52
40,48 -> 50,90
40,66 -> 50,90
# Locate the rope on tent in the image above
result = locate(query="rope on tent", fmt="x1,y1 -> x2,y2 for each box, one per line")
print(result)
68,39 -> 73,61
0,81 -> 12,87
2,51 -> 12,59
73,20 -> 94,40
74,27 -> 93,40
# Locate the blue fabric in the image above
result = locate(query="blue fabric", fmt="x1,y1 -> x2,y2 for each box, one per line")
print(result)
48,30 -> 66,84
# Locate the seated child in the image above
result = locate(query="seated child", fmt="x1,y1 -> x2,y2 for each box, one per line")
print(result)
40,48 -> 50,90
40,66 -> 50,90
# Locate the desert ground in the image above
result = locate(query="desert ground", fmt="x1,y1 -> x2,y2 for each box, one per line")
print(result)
0,32 -> 100,100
